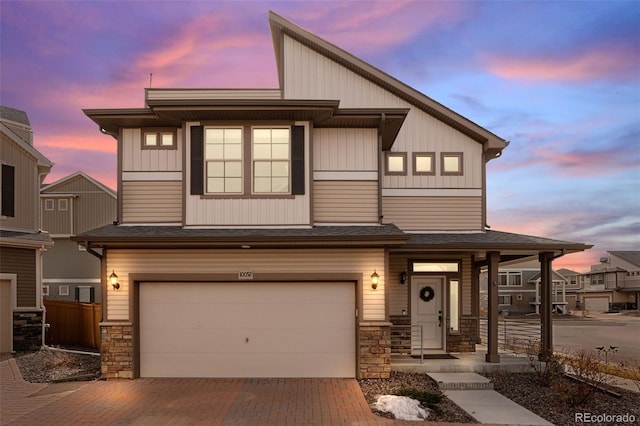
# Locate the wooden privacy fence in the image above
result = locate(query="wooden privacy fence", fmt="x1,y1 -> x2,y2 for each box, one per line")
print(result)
44,300 -> 101,349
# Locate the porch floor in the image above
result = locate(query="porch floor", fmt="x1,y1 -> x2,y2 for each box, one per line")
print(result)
392,344 -> 534,374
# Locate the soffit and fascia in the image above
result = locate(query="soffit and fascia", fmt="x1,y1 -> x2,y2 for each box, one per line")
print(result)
84,101 -> 408,150
72,223 -> 409,249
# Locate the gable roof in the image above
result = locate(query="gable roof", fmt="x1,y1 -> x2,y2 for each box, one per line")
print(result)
0,105 -> 30,126
609,251 -> 640,268
41,171 -> 116,199
268,11 -> 507,158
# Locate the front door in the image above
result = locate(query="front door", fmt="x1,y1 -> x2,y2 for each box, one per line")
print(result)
411,277 -> 444,351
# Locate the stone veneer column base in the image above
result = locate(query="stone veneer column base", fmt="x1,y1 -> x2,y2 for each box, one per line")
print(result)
101,322 -> 134,379
446,317 -> 478,353
13,311 -> 43,352
359,322 -> 391,379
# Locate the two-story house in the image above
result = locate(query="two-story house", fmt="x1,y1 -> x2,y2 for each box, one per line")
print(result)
41,172 -> 117,303
1,105 -> 53,353
479,259 -> 576,315
76,12 -> 591,379
578,251 -> 640,312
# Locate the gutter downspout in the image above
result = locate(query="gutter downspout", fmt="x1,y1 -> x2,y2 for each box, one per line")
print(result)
85,241 -> 103,260
377,113 -> 386,224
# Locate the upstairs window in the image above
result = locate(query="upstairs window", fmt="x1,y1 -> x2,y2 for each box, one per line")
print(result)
498,272 -> 522,286
1,164 -> 15,217
441,152 -> 463,176
143,129 -> 176,149
413,152 -> 435,175
385,152 -> 407,176
58,199 -> 68,211
191,124 -> 305,197
44,198 -> 55,211
205,128 -> 243,194
253,128 -> 290,194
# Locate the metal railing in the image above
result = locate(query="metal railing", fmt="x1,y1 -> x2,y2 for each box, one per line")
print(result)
390,324 -> 424,363
479,318 -> 540,350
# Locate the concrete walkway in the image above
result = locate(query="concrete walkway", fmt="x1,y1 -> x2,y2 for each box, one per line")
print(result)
427,372 -> 553,425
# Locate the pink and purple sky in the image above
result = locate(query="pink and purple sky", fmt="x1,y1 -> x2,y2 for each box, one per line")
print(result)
1,1 -> 638,272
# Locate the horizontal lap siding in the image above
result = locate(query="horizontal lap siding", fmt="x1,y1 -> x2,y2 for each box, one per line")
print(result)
122,181 -> 181,223
0,247 -> 36,307
105,248 -> 385,322
313,181 -> 378,223
383,196 -> 482,231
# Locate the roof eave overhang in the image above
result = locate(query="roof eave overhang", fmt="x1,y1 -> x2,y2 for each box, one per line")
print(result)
84,102 -> 408,149
71,235 -> 408,249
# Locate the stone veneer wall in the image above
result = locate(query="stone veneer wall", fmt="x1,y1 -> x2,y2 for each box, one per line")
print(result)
446,317 -> 477,352
359,322 -> 391,378
101,322 -> 133,379
13,311 -> 42,351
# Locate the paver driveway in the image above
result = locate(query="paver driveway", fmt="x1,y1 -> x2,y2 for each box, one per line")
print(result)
1,359 -> 463,425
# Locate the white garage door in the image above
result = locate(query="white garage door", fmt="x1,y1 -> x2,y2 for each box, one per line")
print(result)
140,282 -> 356,378
585,296 -> 609,312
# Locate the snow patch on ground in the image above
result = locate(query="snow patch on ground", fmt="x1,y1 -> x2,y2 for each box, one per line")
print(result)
371,395 -> 429,421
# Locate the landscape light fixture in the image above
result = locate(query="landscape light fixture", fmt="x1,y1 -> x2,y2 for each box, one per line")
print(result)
371,270 -> 379,290
109,270 -> 120,290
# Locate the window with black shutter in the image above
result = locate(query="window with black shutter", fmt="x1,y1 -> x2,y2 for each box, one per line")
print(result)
1,164 -> 15,217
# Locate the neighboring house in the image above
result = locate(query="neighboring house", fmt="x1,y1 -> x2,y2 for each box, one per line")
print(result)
76,12 -> 591,379
41,172 -> 117,303
0,105 -> 53,353
480,259 -> 576,315
577,251 -> 640,312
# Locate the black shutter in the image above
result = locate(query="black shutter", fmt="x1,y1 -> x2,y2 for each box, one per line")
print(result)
291,125 -> 305,195
1,164 -> 15,217
74,287 -> 80,302
190,126 -> 204,195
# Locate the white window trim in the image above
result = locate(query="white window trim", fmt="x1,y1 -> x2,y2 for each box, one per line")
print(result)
44,199 -> 55,211
58,285 -> 70,296
205,126 -> 244,195
498,271 -> 523,287
58,198 -> 68,211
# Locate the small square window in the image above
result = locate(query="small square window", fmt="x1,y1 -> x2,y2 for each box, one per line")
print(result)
44,199 -> 54,211
385,152 -> 407,175
144,133 -> 158,146
59,285 -> 69,296
42,285 -> 50,296
499,295 -> 512,306
441,153 -> 463,175
143,129 -> 176,149
58,199 -> 68,211
413,152 -> 435,175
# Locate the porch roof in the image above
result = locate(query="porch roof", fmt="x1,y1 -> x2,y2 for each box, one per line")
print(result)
399,230 -> 592,258
0,230 -> 53,249
72,223 -> 408,248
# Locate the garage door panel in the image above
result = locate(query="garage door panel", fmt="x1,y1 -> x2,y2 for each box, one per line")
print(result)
141,323 -> 355,354
140,282 -> 356,378
585,297 -> 609,312
141,352 -> 354,378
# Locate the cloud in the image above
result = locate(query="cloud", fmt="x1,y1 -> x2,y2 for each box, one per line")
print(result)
481,43 -> 639,83
285,1 -> 471,55
40,146 -> 116,190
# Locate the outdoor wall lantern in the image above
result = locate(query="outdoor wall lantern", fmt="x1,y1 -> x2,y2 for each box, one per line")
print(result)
371,270 -> 379,290
109,270 -> 120,290
400,270 -> 408,284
